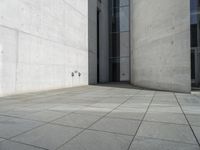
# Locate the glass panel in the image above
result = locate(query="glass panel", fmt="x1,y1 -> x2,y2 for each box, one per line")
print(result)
112,0 -> 129,7
191,50 -> 196,79
109,0 -> 130,82
191,0 -> 200,87
110,33 -> 120,57
112,6 -> 129,32
120,0 -> 129,7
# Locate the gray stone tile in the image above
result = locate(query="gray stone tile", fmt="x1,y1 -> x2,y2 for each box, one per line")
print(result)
176,95 -> 200,106
90,102 -> 119,109
74,106 -> 112,116
90,117 -> 140,135
120,100 -> 149,108
156,92 -> 174,96
144,112 -> 188,125
0,85 -> 200,150
151,98 -> 179,107
0,106 -> 15,113
192,126 -> 200,143
3,107 -> 40,118
107,107 -> 146,120
23,110 -> 66,122
137,122 -> 197,144
148,106 -> 182,114
57,130 -> 133,150
49,104 -> 86,113
0,140 -> 44,150
182,106 -> 200,115
0,116 -> 43,139
130,136 -> 200,150
0,138 -> 5,143
186,114 -> 200,126
12,124 -> 83,150
53,113 -> 101,128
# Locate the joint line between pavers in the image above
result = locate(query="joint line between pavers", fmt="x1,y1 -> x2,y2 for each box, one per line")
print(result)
55,90 -> 142,150
174,93 -> 200,147
127,91 -> 156,150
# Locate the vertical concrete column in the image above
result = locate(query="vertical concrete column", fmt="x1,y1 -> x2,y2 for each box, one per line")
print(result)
99,0 -> 109,83
88,0 -> 109,84
130,0 -> 191,92
88,0 -> 98,84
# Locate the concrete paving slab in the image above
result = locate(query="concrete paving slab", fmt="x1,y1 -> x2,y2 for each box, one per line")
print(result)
23,110 -> 66,122
130,136 -> 199,150
0,84 -> 199,150
186,114 -> 200,127
0,116 -> 43,139
144,112 -> 188,125
182,106 -> 200,115
192,126 -> 200,144
0,140 -> 45,150
53,113 -> 101,128
148,106 -> 182,114
90,117 -> 140,135
107,107 -> 146,120
137,121 -> 197,144
74,106 -> 112,116
151,99 -> 179,107
12,124 -> 83,150
57,130 -> 132,150
0,138 -> 5,143
48,104 -> 86,113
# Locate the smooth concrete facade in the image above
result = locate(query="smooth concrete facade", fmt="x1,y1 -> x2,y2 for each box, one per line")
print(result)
0,0 -> 89,96
98,0 -> 109,83
0,0 -> 193,95
130,0 -> 191,92
120,32 -> 130,81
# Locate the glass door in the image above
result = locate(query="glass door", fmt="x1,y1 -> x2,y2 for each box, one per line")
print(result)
191,0 -> 200,87
109,0 -> 130,82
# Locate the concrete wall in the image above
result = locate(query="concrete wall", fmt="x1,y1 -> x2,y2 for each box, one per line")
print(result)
130,0 -> 191,92
0,0 -> 89,96
88,0 -> 109,84
120,32 -> 130,81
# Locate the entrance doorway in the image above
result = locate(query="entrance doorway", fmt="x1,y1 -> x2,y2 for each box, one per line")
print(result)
109,0 -> 130,82
191,0 -> 200,88
97,9 -> 100,83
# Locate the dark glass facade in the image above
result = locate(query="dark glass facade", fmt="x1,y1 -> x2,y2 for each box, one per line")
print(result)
191,0 -> 200,87
109,0 -> 130,82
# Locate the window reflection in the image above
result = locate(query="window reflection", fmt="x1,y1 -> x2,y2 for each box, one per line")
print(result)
191,0 -> 200,87
112,0 -> 129,7
109,0 -> 130,82
112,7 -> 129,32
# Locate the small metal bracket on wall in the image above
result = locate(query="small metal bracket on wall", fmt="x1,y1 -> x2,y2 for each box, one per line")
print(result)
71,71 -> 81,77
71,72 -> 75,77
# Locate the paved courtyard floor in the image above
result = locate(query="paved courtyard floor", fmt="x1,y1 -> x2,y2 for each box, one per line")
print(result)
0,84 -> 200,150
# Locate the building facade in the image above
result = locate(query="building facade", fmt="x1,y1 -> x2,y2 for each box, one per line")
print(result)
0,0 -> 198,96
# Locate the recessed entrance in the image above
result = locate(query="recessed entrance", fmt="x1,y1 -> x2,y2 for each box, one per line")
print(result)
191,0 -> 200,88
97,9 -> 100,83
109,0 -> 130,82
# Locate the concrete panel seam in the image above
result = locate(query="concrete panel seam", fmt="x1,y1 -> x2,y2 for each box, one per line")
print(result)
0,24 -> 88,53
62,0 -> 88,17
